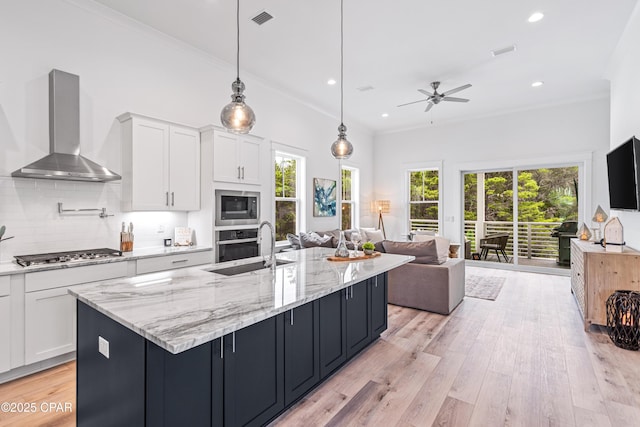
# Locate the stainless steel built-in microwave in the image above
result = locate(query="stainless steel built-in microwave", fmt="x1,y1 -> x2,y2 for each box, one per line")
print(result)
215,190 -> 260,226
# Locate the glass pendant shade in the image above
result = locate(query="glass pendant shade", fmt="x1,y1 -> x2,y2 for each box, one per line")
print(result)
577,223 -> 592,241
220,78 -> 255,134
331,0 -> 353,160
330,123 -> 353,159
220,0 -> 256,134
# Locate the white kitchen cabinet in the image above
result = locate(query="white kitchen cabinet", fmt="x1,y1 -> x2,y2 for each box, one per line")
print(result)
24,286 -> 77,364
24,262 -> 128,364
213,130 -> 261,185
119,113 -> 200,211
0,276 -> 10,373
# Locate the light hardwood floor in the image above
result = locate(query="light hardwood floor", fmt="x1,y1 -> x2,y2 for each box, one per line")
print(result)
1,266 -> 639,426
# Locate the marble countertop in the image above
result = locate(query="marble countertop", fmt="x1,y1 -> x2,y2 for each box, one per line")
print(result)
0,246 -> 212,276
69,248 -> 414,354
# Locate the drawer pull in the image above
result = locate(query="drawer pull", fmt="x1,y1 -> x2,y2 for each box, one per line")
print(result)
172,259 -> 188,264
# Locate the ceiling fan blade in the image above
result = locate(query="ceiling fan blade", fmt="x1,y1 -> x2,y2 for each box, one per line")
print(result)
424,103 -> 434,112
442,97 -> 470,102
418,89 -> 433,97
397,99 -> 428,107
442,84 -> 472,96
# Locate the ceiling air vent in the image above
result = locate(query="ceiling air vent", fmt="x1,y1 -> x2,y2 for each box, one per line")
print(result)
491,44 -> 517,57
252,10 -> 273,25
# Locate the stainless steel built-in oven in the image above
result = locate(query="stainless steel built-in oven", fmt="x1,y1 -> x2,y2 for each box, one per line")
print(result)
215,190 -> 260,226
216,228 -> 259,263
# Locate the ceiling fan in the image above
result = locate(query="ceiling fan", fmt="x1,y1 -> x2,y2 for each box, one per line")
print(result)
398,81 -> 472,112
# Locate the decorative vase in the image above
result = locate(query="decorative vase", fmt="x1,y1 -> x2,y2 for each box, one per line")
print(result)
363,248 -> 374,255
334,231 -> 350,258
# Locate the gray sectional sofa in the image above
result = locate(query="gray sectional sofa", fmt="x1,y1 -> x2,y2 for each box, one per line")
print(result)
382,240 -> 465,315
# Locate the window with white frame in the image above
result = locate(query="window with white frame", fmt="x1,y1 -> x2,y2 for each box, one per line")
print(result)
408,169 -> 439,233
275,152 -> 303,241
341,166 -> 359,230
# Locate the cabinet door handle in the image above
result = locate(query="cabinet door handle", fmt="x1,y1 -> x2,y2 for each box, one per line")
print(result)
232,332 -> 236,353
374,277 -> 378,288
220,337 -> 224,359
345,288 -> 349,300
290,309 -> 294,326
237,166 -> 241,179
171,192 -> 175,206
241,167 -> 245,179
165,192 -> 169,206
172,259 -> 188,264
350,286 -> 353,299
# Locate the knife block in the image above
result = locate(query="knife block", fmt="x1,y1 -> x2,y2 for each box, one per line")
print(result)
120,232 -> 134,252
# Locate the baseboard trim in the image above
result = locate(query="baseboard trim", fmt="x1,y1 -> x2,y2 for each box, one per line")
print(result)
0,352 -> 76,384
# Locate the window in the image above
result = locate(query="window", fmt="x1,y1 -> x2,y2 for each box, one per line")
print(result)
275,152 -> 302,242
341,166 -> 359,230
408,169 -> 439,233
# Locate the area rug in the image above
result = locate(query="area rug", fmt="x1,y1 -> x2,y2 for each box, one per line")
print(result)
465,275 -> 506,301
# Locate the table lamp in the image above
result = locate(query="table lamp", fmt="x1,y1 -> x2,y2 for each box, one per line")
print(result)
372,200 -> 390,239
592,205 -> 608,242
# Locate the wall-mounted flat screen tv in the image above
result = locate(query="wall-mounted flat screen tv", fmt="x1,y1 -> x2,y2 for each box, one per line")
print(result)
607,136 -> 640,210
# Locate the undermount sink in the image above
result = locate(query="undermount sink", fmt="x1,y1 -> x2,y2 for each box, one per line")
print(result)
206,259 -> 293,276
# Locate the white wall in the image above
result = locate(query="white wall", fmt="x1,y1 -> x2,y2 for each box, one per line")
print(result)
373,98 -> 611,244
608,2 -> 640,250
0,0 -> 374,261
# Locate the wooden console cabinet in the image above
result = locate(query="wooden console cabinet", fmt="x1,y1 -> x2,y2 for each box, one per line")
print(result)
570,239 -> 640,330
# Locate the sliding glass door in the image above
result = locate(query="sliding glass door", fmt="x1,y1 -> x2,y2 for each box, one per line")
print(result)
463,166 -> 579,270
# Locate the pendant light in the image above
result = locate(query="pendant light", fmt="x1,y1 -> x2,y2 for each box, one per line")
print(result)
220,0 -> 255,134
330,0 -> 353,159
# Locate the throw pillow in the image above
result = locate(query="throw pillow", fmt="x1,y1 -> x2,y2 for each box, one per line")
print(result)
315,229 -> 341,248
364,229 -> 384,243
299,231 -> 333,248
286,233 -> 301,249
412,235 -> 450,264
382,240 -> 440,265
355,227 -> 374,243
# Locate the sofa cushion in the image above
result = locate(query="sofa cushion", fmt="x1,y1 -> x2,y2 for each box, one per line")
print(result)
382,240 -> 441,265
412,235 -> 450,264
316,229 -> 341,241
286,233 -> 301,249
299,231 -> 333,248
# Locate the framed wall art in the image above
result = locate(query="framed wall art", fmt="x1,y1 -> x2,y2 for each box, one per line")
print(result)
313,178 -> 336,217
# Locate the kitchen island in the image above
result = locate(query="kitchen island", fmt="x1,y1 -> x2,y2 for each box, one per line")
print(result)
69,247 -> 413,427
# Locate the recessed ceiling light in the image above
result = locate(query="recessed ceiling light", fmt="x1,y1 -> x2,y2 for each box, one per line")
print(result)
531,81 -> 544,87
381,113 -> 389,118
327,79 -> 337,86
528,12 -> 544,23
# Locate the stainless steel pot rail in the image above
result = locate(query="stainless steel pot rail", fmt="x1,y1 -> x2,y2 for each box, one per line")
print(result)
57,202 -> 113,218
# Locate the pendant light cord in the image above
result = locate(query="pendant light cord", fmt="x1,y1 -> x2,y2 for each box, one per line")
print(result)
236,0 -> 240,80
340,0 -> 344,124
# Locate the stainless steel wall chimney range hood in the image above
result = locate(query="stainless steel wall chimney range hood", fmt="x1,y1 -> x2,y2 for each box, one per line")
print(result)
12,69 -> 121,182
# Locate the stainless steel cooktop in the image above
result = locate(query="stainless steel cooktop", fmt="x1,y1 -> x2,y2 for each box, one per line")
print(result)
14,248 -> 123,267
